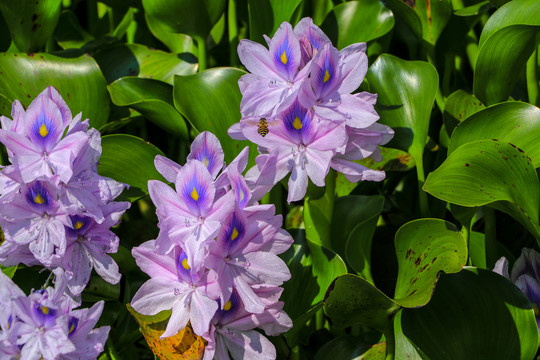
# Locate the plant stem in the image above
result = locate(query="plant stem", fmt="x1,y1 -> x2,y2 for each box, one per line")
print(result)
484,206 -> 497,268
228,0 -> 239,67
425,45 -> 445,112
194,35 -> 207,72
415,157 -> 429,218
383,325 -> 395,360
527,48 -> 539,106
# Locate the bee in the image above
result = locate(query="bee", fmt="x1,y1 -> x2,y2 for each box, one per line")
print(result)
257,118 -> 269,137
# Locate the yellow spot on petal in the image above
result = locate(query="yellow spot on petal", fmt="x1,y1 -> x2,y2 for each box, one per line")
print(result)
39,123 -> 48,137
69,323 -> 76,334
231,227 -> 239,241
74,221 -> 84,230
239,189 -> 245,201
40,306 -> 49,315
223,300 -> 232,311
190,187 -> 199,201
323,70 -> 331,83
202,156 -> 209,167
280,50 -> 288,65
182,258 -> 190,270
34,194 -> 45,204
293,116 -> 303,130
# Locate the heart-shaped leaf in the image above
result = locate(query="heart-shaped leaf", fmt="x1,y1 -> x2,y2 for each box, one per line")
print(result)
98,134 -> 166,201
94,44 -> 198,85
0,0 -> 61,52
449,102 -> 540,167
367,54 -> 438,165
320,0 -> 394,49
108,77 -> 189,141
424,139 -> 540,240
401,267 -> 539,359
127,304 -> 206,360
247,0 -> 303,44
393,218 -> 468,307
145,13 -> 196,54
0,52 -> 109,129
173,67 -> 257,165
443,90 -> 486,137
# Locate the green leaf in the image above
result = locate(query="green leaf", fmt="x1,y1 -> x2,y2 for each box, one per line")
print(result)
320,0 -> 394,49
358,342 -> 386,360
54,10 -> 94,50
142,0 -> 226,39
454,1 -> 494,16
394,311 -> 423,360
401,267 -> 539,359
366,54 -> 439,164
94,44 -> 198,85
393,218 -> 467,307
416,0 -> 452,44
281,229 -> 347,322
98,134 -> 166,201
108,77 -> 188,140
247,0 -> 303,44
449,102 -> 540,167
0,0 -> 61,52
0,264 -> 17,278
145,13 -> 196,54
173,67 -> 257,165
424,139 -> 540,240
442,90 -> 485,138
383,0 -> 422,39
0,53 -> 109,129
324,273 -> 400,331
314,334 -> 377,360
474,25 -> 540,106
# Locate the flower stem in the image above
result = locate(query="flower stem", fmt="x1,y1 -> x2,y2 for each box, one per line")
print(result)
527,49 -> 539,106
484,206 -> 497,268
383,325 -> 395,360
415,157 -> 429,218
194,35 -> 207,72
228,0 -> 239,67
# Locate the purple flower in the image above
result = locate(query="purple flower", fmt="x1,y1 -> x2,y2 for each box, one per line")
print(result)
0,269 -> 109,359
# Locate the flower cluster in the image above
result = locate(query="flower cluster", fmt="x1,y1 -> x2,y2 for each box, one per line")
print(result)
0,269 -> 109,359
130,132 -> 293,359
0,87 -> 130,295
494,248 -> 540,334
229,18 -> 394,202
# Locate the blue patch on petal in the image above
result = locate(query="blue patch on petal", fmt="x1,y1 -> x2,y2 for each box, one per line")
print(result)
33,302 -> 58,327
25,181 -> 53,211
191,146 -> 217,175
220,212 -> 245,249
176,249 -> 192,283
274,36 -> 295,77
31,109 -> 57,145
66,215 -> 92,237
316,53 -> 337,93
67,316 -> 79,337
215,291 -> 241,322
283,102 -> 311,140
180,174 -> 209,214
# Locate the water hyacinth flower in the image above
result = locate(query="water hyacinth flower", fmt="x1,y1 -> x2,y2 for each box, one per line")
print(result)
494,248 -> 540,335
0,87 -> 130,295
0,269 -> 110,359
231,17 -> 393,202
131,131 -> 292,359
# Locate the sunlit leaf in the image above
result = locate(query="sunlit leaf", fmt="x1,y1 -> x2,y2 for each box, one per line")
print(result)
0,52 -> 109,129
127,304 -> 206,360
145,13 -> 197,54
443,90 -> 485,137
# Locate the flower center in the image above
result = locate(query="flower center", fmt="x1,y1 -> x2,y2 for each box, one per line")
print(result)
190,187 -> 199,201
323,70 -> 330,83
280,50 -> 288,65
293,116 -> 303,130
39,123 -> 48,137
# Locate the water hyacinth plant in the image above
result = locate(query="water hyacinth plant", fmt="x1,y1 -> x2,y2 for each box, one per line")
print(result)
0,0 -> 539,359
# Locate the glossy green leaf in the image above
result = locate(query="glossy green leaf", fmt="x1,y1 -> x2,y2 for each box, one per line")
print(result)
479,0 -> 540,47
324,274 -> 400,331
281,229 -> 347,322
367,54 -> 438,164
424,139 -> 540,240
54,10 -> 94,49
0,264 -> 17,278
173,67 -> 257,165
0,53 -> 109,129
94,44 -> 198,85
449,102 -> 540,167
402,267 -> 539,359
454,1 -> 494,16
248,0 -> 303,43
98,134 -> 166,201
393,218 -> 467,307
358,342 -> 386,360
417,0 -> 452,44
330,195 -> 384,282
142,0 -> 226,39
304,195 -> 331,248
314,334 -> 377,360
145,14 -> 196,54
443,90 -> 485,137
474,25 -> 540,106
320,0 -> 394,49
383,0 -> 422,39
394,311 -> 423,360
108,77 -> 188,140
0,0 -> 61,52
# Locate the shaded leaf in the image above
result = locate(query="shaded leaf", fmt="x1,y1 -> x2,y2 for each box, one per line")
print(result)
393,218 -> 467,307
98,134 -> 166,201
314,334 -> 377,360
0,52 -> 109,129
320,0 -> 394,49
424,139 -> 540,240
127,304 -> 206,360
54,10 -> 94,49
402,267 -> 539,359
443,90 -> 485,137
248,0 -> 303,44
358,342 -> 386,360
108,77 -> 188,140
454,1 -> 494,16
145,13 -> 196,54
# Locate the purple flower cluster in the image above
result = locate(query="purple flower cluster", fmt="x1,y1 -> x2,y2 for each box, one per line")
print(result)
0,269 -> 109,359
130,132 -> 293,359
229,18 -> 394,202
0,87 -> 130,295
